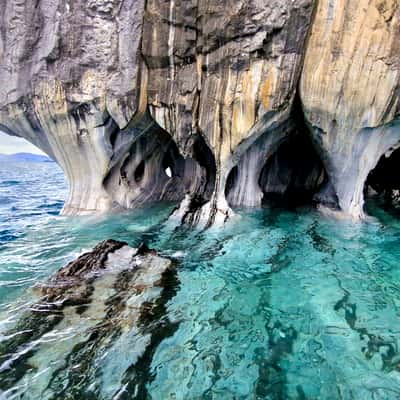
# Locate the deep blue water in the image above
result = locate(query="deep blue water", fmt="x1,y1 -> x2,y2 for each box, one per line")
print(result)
0,161 -> 400,399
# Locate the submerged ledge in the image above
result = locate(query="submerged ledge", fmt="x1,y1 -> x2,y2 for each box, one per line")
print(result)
0,239 -> 179,399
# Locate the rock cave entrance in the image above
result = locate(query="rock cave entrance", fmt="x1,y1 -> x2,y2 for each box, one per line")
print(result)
259,132 -> 326,208
104,127 -> 187,208
225,121 -> 326,211
190,135 -> 217,205
364,147 -> 400,214
103,125 -> 217,212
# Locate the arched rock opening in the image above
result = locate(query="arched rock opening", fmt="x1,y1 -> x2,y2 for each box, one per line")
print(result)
259,133 -> 326,208
190,135 -> 217,204
103,123 -> 216,212
365,147 -> 400,213
224,120 -> 292,208
307,120 -> 400,220
169,134 -> 219,226
104,128 -> 193,209
225,117 -> 326,210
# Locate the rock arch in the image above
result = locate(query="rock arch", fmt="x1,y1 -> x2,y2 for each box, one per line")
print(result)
365,142 -> 400,213
103,115 -> 209,210
224,113 -> 326,210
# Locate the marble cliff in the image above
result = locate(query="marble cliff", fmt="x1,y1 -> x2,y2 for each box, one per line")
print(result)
0,0 -> 399,224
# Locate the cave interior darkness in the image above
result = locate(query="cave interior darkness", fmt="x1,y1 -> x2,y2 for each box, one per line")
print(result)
365,147 -> 400,214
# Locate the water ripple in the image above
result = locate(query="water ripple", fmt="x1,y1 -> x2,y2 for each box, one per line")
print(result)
0,162 -> 400,399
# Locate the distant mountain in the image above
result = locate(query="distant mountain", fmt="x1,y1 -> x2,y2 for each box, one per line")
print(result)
0,152 -> 53,163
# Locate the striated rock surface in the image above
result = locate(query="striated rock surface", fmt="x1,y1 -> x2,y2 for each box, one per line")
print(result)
300,0 -> 400,218
143,0 -> 314,225
0,239 -> 179,398
0,0 -> 399,222
0,0 -> 315,224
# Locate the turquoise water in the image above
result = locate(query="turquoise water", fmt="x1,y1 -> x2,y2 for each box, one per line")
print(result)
0,161 -> 400,399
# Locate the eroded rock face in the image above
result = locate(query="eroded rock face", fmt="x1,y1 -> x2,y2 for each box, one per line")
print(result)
300,0 -> 400,219
0,0 -> 399,222
143,0 -> 315,225
0,0 -> 146,214
0,239 -> 179,398
0,0 -> 315,224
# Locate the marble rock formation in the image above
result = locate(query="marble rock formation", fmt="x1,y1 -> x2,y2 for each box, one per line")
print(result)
300,0 -> 400,219
0,0 -> 399,223
0,239 -> 178,398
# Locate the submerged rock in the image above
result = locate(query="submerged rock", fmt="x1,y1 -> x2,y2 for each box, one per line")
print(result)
0,239 -> 179,399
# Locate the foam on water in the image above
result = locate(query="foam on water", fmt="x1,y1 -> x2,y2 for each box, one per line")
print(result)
0,161 -> 399,399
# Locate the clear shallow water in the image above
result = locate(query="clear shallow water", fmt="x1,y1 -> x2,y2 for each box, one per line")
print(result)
0,161 -> 400,399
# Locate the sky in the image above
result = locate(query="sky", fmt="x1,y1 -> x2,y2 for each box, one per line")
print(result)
0,132 -> 45,155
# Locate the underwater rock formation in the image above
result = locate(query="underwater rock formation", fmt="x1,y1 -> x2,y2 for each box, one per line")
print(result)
0,239 -> 179,398
0,0 -> 399,222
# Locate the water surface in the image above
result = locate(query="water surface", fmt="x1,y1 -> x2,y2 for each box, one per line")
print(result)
0,161 -> 399,399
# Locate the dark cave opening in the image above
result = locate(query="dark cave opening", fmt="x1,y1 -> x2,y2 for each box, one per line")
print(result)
168,134 -> 218,224
364,147 -> 400,214
259,132 -> 326,208
191,135 -> 217,203
134,160 -> 145,183
224,114 -> 327,210
103,123 -> 219,211
103,126 -> 189,208
224,90 -> 329,211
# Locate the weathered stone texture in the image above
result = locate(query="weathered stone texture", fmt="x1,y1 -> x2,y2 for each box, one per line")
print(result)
0,0 -> 399,222
142,0 -> 314,225
300,0 -> 400,218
